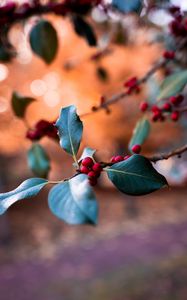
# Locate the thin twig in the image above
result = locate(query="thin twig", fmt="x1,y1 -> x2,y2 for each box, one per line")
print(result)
149,144 -> 187,162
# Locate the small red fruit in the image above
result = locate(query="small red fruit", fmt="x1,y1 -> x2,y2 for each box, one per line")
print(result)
163,51 -> 175,60
131,144 -> 141,154
124,155 -> 131,160
88,171 -> 97,179
114,155 -> 124,163
82,157 -> 94,167
151,105 -> 160,113
171,111 -> 179,121
89,178 -> 97,186
162,102 -> 172,111
80,166 -> 89,174
26,130 -> 42,141
92,163 -> 103,172
140,101 -> 148,112
110,156 -> 116,163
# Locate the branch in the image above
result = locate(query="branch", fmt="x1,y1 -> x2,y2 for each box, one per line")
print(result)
80,38 -> 187,118
149,144 -> 187,162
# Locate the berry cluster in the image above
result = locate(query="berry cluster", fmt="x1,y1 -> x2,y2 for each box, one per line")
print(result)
124,77 -> 140,95
139,94 -> 184,122
26,120 -> 58,141
0,0 -> 102,25
169,6 -> 187,37
110,145 -> 141,162
80,157 -> 103,186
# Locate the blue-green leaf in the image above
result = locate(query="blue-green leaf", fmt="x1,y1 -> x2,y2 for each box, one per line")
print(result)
27,144 -> 50,178
129,118 -> 150,152
112,0 -> 142,13
106,155 -> 168,196
157,70 -> 187,100
48,174 -> 98,225
11,91 -> 35,118
79,147 -> 96,162
55,105 -> 83,157
0,178 -> 48,214
29,20 -> 58,64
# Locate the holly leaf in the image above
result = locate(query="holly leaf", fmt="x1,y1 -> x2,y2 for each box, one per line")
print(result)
106,155 -> 168,196
129,118 -> 150,152
72,15 -> 97,46
112,0 -> 142,13
55,105 -> 83,157
157,70 -> 187,100
79,147 -> 96,162
27,144 -> 50,178
11,91 -> 35,118
29,20 -> 58,64
48,174 -> 98,225
0,178 -> 48,214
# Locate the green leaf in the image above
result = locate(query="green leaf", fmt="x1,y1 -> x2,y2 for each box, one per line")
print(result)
112,0 -> 142,13
55,105 -> 83,157
48,174 -> 98,225
106,155 -> 168,196
29,20 -> 58,64
72,16 -> 97,47
157,70 -> 187,100
11,91 -> 35,118
27,144 -> 50,178
0,178 -> 48,214
129,118 -> 150,152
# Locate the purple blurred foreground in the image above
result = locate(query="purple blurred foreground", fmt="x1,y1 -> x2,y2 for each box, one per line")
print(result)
0,188 -> 187,300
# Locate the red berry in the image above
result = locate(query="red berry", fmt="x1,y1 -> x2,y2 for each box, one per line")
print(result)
140,101 -> 148,112
92,163 -> 103,172
131,144 -> 141,154
0,2 -> 16,14
114,155 -> 124,163
110,156 -> 116,163
176,94 -> 184,104
80,166 -> 89,174
82,157 -> 94,167
170,95 -> 184,106
163,51 -> 175,60
124,155 -> 131,160
26,130 -> 42,141
88,171 -> 97,179
124,77 -> 137,88
171,111 -> 180,121
151,105 -> 160,113
162,102 -> 172,111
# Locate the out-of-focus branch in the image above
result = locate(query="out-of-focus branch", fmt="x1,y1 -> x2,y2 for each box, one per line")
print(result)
81,38 -> 187,118
149,144 -> 187,162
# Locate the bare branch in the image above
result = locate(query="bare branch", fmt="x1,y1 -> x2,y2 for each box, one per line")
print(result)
149,144 -> 187,162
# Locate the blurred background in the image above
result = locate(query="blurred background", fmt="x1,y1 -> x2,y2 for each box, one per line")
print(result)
0,0 -> 187,299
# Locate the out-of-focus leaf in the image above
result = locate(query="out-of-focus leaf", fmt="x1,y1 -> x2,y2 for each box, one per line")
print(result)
27,144 -> 50,178
157,70 -> 187,100
129,118 -> 150,152
11,91 -> 35,118
112,0 -> 142,13
29,20 -> 58,64
72,15 -> 97,46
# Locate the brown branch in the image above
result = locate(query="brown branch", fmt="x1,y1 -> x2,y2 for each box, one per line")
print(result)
80,38 -> 187,118
149,144 -> 187,162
